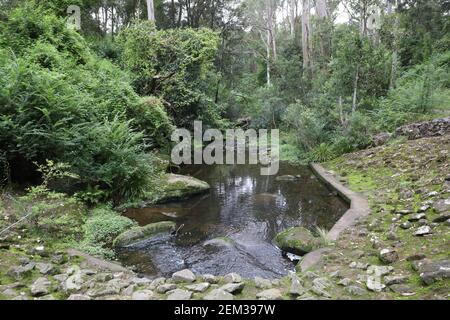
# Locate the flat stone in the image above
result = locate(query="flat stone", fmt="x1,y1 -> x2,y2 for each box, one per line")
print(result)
95,273 -> 114,282
338,278 -> 352,287
408,213 -> 426,222
30,277 -> 51,297
149,277 -> 166,289
367,265 -> 394,277
122,284 -> 136,296
36,262 -> 55,275
185,282 -> 210,293
312,277 -> 332,291
418,219 -> 428,226
366,276 -> 385,292
406,254 -> 426,261
311,286 -> 331,298
379,249 -> 399,264
172,269 -> 196,283
2,288 -> 17,297
289,274 -> 304,296
345,285 -> 366,296
220,282 -> 244,294
156,283 -> 177,294
349,262 -> 369,270
254,276 -> 272,289
223,273 -> 242,283
433,199 -> 450,214
397,209 -> 413,215
202,274 -> 218,284
414,226 -> 432,236
65,272 -> 84,292
400,222 -> 412,229
418,260 -> 450,285
433,212 -> 450,223
203,289 -> 233,300
384,275 -> 409,286
256,289 -> 283,300
389,284 -> 415,295
7,262 -> 35,280
131,290 -> 155,300
166,289 -> 192,300
329,270 -> 342,279
67,294 -> 92,300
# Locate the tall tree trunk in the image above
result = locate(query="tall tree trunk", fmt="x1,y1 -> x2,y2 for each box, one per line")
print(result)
302,0 -> 312,71
315,0 -> 328,18
268,0 -> 277,61
146,0 -> 155,22
289,0 -> 296,36
266,29 -> 271,86
352,65 -> 360,113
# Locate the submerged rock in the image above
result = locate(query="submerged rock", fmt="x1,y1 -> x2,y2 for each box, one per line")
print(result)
274,227 -> 320,255
203,237 -> 234,249
113,221 -> 176,247
275,175 -> 298,182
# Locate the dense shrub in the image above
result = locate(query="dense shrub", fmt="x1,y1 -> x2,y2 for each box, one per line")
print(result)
0,5 -> 173,203
117,20 -> 221,128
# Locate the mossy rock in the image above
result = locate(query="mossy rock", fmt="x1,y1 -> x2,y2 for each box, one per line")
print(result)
157,174 -> 210,203
113,221 -> 176,247
274,227 -> 320,256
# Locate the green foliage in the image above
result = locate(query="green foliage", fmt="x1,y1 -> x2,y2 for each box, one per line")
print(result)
308,143 -> 337,163
0,4 -> 172,204
375,52 -> 450,131
283,102 -> 328,151
70,117 -> 159,205
80,206 -> 136,258
117,20 -> 221,127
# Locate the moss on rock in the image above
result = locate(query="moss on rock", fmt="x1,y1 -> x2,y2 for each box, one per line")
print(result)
113,221 -> 176,247
274,227 -> 321,255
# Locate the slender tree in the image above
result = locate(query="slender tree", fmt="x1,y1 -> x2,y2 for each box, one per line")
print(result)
147,0 -> 155,21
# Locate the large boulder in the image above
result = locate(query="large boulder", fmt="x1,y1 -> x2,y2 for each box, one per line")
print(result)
113,221 -> 176,247
157,174 -> 210,203
274,227 -> 320,255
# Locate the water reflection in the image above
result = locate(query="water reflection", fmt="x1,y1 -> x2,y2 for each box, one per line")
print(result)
119,163 -> 348,278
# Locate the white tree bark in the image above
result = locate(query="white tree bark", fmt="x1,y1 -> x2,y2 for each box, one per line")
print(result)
315,0 -> 329,18
146,0 -> 155,22
302,0 -> 312,71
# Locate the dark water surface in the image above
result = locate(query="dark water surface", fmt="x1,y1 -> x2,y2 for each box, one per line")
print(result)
118,163 -> 348,279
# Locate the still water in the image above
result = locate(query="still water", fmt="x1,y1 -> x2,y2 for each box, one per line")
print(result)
118,163 -> 348,279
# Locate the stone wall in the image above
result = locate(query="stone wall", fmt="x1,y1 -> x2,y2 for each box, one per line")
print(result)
395,117 -> 450,140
